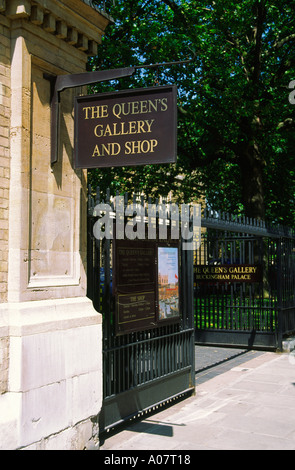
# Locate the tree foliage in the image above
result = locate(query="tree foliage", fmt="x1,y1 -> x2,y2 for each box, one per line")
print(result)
89,0 -> 295,225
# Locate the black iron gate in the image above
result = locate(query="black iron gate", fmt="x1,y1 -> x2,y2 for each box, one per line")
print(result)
194,210 -> 295,350
87,188 -> 195,434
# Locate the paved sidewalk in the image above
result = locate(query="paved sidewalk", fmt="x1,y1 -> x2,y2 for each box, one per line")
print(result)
194,346 -> 265,384
100,350 -> 295,451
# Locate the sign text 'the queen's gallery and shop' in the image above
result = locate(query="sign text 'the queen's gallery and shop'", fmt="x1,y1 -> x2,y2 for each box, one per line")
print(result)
74,85 -> 177,168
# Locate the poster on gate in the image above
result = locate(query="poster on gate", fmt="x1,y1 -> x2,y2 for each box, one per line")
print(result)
158,246 -> 180,321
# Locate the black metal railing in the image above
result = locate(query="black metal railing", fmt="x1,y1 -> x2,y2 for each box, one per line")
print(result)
195,210 -> 295,350
88,188 -> 295,357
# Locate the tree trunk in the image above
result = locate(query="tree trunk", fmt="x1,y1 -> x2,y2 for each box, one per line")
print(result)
238,143 -> 265,220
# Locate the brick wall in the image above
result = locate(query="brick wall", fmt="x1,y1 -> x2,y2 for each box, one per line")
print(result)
0,14 -> 10,304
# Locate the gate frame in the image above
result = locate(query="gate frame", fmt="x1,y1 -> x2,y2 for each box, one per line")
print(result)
195,209 -> 295,351
87,188 -> 196,434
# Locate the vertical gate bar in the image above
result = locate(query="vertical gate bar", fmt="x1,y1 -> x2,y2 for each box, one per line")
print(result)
87,186 -> 94,303
212,280 -> 217,328
220,284 -> 224,330
173,326 -> 177,371
180,328 -> 184,368
143,331 -> 146,384
183,208 -> 195,386
164,326 -> 167,374
145,332 -> 149,383
120,338 -> 124,392
277,238 -> 283,350
164,325 -> 168,375
167,326 -> 171,374
160,327 -> 164,377
139,332 -> 142,385
258,237 -> 263,331
268,239 -> 273,330
150,331 -> 154,381
140,331 -> 143,384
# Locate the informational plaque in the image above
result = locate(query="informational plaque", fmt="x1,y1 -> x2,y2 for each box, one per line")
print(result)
194,264 -> 263,283
114,240 -> 157,335
74,85 -> 177,168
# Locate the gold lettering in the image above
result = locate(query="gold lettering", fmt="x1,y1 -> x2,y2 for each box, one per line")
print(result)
129,121 -> 137,134
137,120 -> 146,133
83,105 -> 108,119
112,98 -> 169,119
92,143 -> 121,157
83,106 -> 91,119
125,141 -> 132,154
145,119 -> 155,132
94,120 -> 155,138
92,144 -> 100,157
124,139 -> 158,154
131,101 -> 139,114
104,124 -> 112,136
113,143 -> 121,155
148,99 -> 158,112
150,139 -> 158,152
160,98 -> 168,112
140,100 -> 148,113
101,144 -> 110,155
120,122 -> 129,135
141,140 -> 150,153
94,124 -> 103,137
113,104 -> 121,119
214,267 -> 227,273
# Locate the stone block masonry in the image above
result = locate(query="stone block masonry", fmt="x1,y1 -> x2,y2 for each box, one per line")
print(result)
0,0 -> 111,450
0,336 -> 9,394
0,13 -> 10,304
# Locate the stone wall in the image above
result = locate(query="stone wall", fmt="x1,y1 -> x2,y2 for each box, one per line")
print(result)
0,335 -> 9,394
0,0 -> 110,450
0,13 -> 10,305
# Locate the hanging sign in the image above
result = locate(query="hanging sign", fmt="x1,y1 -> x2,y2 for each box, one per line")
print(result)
74,85 -> 177,169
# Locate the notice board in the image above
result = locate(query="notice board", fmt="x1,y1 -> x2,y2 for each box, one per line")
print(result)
113,240 -> 180,335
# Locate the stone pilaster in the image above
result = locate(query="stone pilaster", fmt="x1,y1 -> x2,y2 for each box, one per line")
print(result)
0,0 -> 111,450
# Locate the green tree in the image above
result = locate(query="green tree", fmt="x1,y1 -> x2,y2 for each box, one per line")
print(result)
89,0 -> 295,223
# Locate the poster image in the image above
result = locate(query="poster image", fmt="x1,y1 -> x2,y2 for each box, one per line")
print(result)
158,247 -> 179,321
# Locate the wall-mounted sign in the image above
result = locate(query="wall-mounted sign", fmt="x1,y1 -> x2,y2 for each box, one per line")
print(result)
74,85 -> 177,169
194,264 -> 262,283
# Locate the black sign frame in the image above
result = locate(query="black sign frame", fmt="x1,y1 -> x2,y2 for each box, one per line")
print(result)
113,240 -> 157,335
74,85 -> 177,169
113,239 -> 180,336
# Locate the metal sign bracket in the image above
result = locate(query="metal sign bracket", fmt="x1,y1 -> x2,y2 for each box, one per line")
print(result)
44,67 -> 136,165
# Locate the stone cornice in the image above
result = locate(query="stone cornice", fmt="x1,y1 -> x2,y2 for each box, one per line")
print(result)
0,0 -> 111,55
